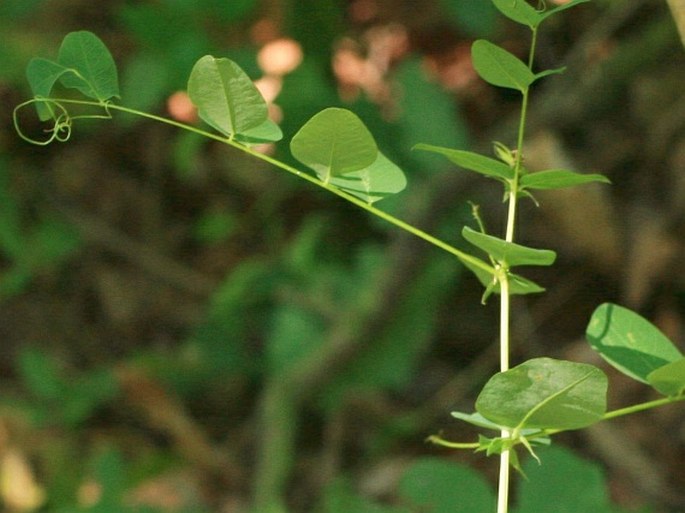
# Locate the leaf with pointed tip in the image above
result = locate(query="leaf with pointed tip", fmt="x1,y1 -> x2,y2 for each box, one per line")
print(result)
521,170 -> 611,190
534,66 -> 566,81
492,0 -> 543,28
462,226 -> 556,267
187,55 -> 268,138
476,357 -> 607,431
413,143 -> 513,180
647,359 -> 685,397
586,303 -> 683,383
290,108 -> 378,183
471,40 -> 534,92
57,31 -> 119,101
451,411 -> 503,431
329,151 -> 406,203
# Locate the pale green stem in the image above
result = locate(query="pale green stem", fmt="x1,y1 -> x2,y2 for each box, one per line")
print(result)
498,26 -> 538,513
497,270 -> 511,513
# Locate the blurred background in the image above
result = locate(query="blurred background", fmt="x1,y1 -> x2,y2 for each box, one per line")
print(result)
1,0 -> 685,512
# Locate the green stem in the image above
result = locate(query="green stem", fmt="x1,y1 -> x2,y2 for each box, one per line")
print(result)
603,393 -> 685,420
498,26 -> 538,513
17,97 -> 496,278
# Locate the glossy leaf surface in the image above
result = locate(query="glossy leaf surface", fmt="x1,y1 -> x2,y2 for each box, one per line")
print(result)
413,143 -> 513,180
586,303 -> 683,383
647,358 -> 685,396
476,357 -> 607,430
471,39 -> 534,92
462,226 -> 556,267
520,169 -> 610,190
290,108 -> 378,183
187,55 -> 268,138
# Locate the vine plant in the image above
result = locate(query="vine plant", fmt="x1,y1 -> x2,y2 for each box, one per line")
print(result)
13,1 -> 685,512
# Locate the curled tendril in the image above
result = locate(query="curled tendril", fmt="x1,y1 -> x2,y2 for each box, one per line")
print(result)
13,97 -> 72,146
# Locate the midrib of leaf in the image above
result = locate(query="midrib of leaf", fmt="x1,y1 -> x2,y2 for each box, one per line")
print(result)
515,369 -> 596,432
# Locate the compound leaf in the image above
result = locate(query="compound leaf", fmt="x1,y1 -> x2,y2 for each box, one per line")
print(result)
57,31 -> 119,101
520,169 -> 610,190
187,55 -> 268,138
586,303 -> 683,383
471,39 -> 534,92
413,143 -> 513,180
290,108 -> 378,183
462,226 -> 556,267
476,357 -> 607,431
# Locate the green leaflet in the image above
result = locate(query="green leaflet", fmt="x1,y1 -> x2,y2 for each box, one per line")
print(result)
491,0 -> 591,29
471,39 -> 534,93
187,55 -> 281,141
520,169 -> 611,190
647,358 -> 685,397
476,357 -> 607,431
290,107 -> 378,182
57,31 -> 120,101
586,303 -> 683,383
462,226 -> 556,267
291,108 -> 406,202
491,0 -> 542,28
413,143 -> 513,180
328,151 -> 407,204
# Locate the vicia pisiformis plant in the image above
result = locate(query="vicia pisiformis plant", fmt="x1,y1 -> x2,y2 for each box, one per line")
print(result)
13,1 -> 685,512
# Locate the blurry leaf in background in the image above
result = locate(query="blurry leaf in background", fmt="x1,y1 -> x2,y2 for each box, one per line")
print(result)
439,0 -> 498,37
320,248 -> 461,410
17,348 -> 119,428
395,58 -> 469,171
513,445 -> 648,513
0,159 -> 82,299
321,478 -> 409,513
399,458 -> 494,513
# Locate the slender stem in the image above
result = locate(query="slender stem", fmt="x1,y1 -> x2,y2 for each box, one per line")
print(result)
19,98 -> 497,278
497,26 -> 538,513
497,271 -> 511,513
603,393 -> 685,420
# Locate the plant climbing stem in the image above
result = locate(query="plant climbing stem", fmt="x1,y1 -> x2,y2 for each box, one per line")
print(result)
498,26 -> 538,513
497,271 -> 511,513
